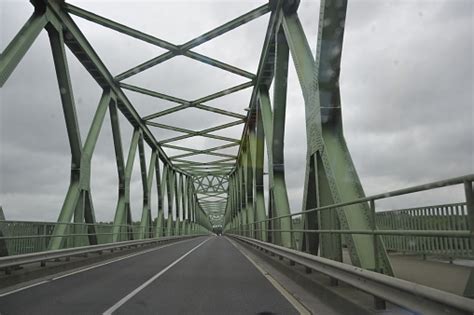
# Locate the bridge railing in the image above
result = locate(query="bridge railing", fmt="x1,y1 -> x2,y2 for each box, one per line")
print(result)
227,174 -> 474,263
0,220 -> 203,256
376,202 -> 471,259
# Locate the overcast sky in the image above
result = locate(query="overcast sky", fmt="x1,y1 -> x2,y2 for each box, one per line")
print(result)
0,0 -> 472,223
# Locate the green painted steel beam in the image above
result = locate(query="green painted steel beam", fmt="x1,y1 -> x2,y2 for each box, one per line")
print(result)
65,3 -> 176,50
183,51 -> 255,79
156,121 -> 242,144
0,11 -> 48,86
146,120 -> 244,144
232,0 -> 283,167
67,2 -> 256,82
139,82 -> 250,121
282,3 -> 393,274
170,151 -> 236,160
192,103 -> 247,120
113,4 -> 269,81
193,81 -> 254,104
120,83 -> 189,105
258,89 -> 292,247
163,142 -> 239,157
44,1 -> 180,174
179,4 -> 270,51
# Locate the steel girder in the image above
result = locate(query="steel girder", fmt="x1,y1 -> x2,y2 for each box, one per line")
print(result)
280,1 -> 393,274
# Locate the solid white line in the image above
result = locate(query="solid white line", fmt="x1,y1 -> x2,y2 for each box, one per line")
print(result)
0,237 -> 199,297
0,280 -> 49,298
52,239 -> 191,281
103,237 -> 211,315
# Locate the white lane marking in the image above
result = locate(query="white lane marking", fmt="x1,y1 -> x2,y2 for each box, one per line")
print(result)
52,239 -> 192,280
0,280 -> 48,298
103,237 -> 211,315
227,238 -> 311,315
0,237 -> 200,298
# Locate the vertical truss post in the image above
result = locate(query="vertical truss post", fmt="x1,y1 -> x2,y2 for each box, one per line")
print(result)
174,172 -> 181,235
110,99 -> 125,241
238,163 -> 247,236
139,146 -> 156,239
154,154 -> 163,238
232,176 -> 237,234
302,154 -> 319,255
112,128 -> 139,241
281,1 -> 392,273
157,164 -> 169,237
463,180 -> 474,297
175,174 -> 184,235
245,135 -> 255,238
181,175 -> 188,235
47,24 -> 82,248
189,184 -> 194,234
258,89 -> 292,248
272,26 -> 293,248
165,167 -> 175,236
254,104 -> 267,241
187,178 -> 194,234
48,23 -> 113,249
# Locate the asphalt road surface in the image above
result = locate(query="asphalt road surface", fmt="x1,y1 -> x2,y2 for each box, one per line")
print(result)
0,236 -> 299,314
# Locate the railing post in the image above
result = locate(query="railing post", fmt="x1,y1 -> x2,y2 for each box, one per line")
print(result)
369,199 -> 386,309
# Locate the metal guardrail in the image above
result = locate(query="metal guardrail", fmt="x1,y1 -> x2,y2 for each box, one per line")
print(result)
227,174 -> 474,263
0,234 -> 205,272
230,235 -> 474,315
0,220 -> 203,256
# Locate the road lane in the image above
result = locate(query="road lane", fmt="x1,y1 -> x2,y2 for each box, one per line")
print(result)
1,236 -> 300,314
0,237 -> 208,314
116,236 -> 299,314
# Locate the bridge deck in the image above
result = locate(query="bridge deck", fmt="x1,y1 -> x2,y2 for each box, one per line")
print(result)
0,236 -> 299,314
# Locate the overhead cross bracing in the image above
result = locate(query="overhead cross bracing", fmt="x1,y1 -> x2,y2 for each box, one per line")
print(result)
0,0 -> 276,233
62,1 -> 273,227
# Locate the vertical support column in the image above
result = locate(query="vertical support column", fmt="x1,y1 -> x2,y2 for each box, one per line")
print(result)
182,175 -> 188,235
154,155 -> 164,238
112,129 -> 139,241
463,180 -> 474,297
272,27 -> 293,248
48,22 -> 113,249
239,150 -> 248,236
173,172 -> 181,235
281,3 -> 392,274
47,23 -> 82,250
139,146 -> 156,239
302,154 -> 319,255
0,206 -> 7,257
245,133 -> 255,238
187,179 -> 194,234
258,89 -> 292,248
166,168 -> 175,236
175,173 -> 183,235
110,99 -> 125,241
254,105 -> 268,241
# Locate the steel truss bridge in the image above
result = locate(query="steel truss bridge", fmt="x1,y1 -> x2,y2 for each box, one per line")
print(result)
0,0 -> 473,314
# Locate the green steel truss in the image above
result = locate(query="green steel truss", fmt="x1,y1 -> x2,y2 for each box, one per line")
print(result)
1,0 -> 393,273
